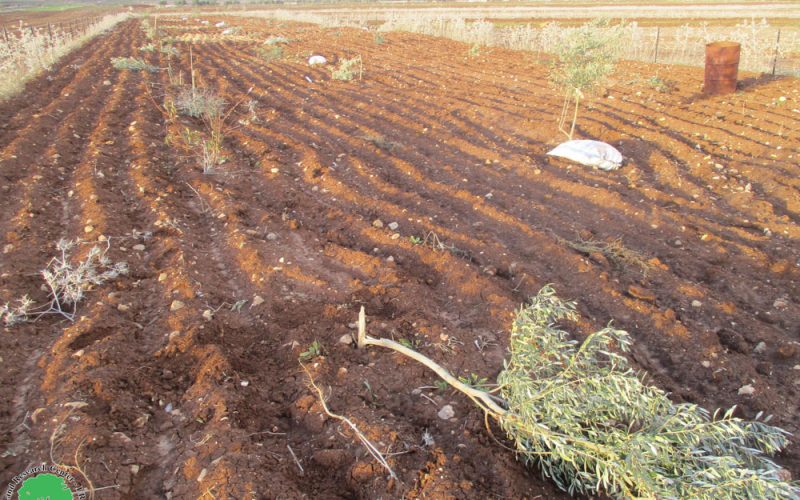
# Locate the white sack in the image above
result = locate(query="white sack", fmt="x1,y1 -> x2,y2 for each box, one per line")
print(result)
547,140 -> 623,171
308,55 -> 327,66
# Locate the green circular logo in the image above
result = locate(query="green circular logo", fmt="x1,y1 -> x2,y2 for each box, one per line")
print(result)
4,465 -> 83,500
18,473 -> 73,500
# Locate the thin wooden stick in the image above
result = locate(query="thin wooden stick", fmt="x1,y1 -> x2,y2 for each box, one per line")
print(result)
357,307 -> 507,418
301,363 -> 398,481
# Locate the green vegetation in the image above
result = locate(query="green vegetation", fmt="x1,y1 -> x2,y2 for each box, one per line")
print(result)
497,287 -> 798,498
359,287 -> 799,498
258,45 -> 284,62
111,57 -> 158,72
549,20 -> 623,139
299,340 -> 323,361
331,56 -> 362,81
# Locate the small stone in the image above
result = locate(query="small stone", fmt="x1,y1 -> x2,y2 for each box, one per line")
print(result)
776,344 -> 797,359
117,304 -> 130,312
270,168 -> 279,174
266,232 -> 278,241
169,331 -> 180,340
691,300 -> 702,308
777,469 -> 792,482
387,222 -> 399,231
737,384 -> 755,396
701,360 -> 711,368
130,464 -> 140,474
347,322 -> 357,330
98,235 -> 107,242
674,239 -> 682,246
773,297 -> 789,309
372,219 -> 384,228
132,244 -> 145,251
170,300 -> 185,311
2,244 -> 13,254
202,309 -> 214,321
240,380 -> 250,387
390,233 -> 400,240
158,273 -> 167,282
103,80 -> 112,86
197,468 -> 207,482
339,334 -> 353,345
84,225 -> 94,233
73,349 -> 84,358
386,256 -> 394,263
251,295 -> 265,307
437,405 -> 455,420
753,341 -> 767,354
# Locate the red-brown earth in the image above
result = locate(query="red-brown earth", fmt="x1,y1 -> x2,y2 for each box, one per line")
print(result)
0,16 -> 798,499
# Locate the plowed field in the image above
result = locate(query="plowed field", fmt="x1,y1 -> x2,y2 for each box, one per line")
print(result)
1,17 -> 798,498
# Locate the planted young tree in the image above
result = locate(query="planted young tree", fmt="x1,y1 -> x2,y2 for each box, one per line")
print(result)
356,286 -> 799,498
550,20 -> 623,140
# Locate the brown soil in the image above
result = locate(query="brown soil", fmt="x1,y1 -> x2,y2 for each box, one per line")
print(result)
0,17 -> 798,499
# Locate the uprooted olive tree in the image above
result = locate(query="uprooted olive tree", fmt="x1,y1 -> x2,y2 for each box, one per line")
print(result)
356,286 -> 799,498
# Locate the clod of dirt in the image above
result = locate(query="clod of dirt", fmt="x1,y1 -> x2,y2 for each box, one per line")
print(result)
717,329 -> 751,354
753,341 -> 768,354
738,384 -> 756,396
170,300 -> 185,311
438,404 -> 455,420
202,309 -> 213,321
252,295 -> 265,307
312,449 -> 350,469
339,334 -> 354,345
266,232 -> 278,241
372,219 -> 384,228
627,285 -> 656,303
691,300 -> 702,308
133,244 -> 145,251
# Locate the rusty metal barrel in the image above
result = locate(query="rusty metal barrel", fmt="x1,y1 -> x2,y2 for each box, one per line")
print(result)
704,41 -> 741,95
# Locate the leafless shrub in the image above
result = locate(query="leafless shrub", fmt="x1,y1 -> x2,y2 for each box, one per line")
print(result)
1,239 -> 127,325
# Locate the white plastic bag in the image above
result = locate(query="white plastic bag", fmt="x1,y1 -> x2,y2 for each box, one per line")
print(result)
547,140 -> 623,171
308,55 -> 327,66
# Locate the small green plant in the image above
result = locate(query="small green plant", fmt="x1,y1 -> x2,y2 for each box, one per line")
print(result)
159,45 -> 180,58
647,75 -> 675,93
398,338 -> 419,350
264,35 -> 289,45
457,372 -> 489,389
299,340 -> 323,361
409,235 -> 423,245
434,380 -> 449,392
258,45 -> 284,62
549,19 -> 623,139
139,43 -> 156,52
331,56 -> 362,81
468,43 -> 481,57
373,33 -> 385,45
111,57 -> 158,72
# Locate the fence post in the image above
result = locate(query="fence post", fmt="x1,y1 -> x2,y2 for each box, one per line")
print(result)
2,26 -> 8,43
771,28 -> 781,76
653,26 -> 661,64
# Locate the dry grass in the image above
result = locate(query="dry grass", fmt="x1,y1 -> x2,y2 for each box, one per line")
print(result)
556,234 -> 651,274
0,13 -> 130,100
